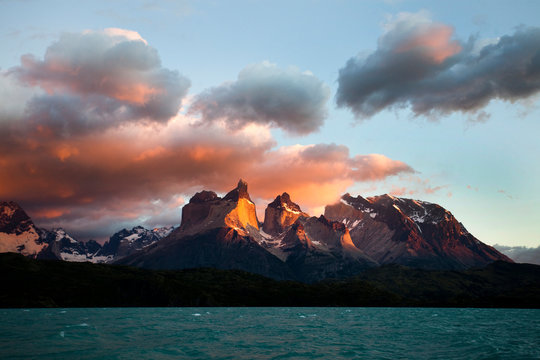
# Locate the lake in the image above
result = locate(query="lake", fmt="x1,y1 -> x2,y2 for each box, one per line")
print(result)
1,307 -> 539,359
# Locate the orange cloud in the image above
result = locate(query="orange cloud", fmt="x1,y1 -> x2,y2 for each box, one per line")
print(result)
0,117 -> 414,239
396,24 -> 461,63
109,83 -> 162,105
134,146 -> 167,162
33,208 -> 69,219
55,144 -> 79,161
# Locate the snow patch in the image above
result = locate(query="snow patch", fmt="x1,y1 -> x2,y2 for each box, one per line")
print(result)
124,233 -> 141,243
340,198 -> 351,206
0,230 -> 45,256
350,219 -> 362,228
283,203 -> 301,214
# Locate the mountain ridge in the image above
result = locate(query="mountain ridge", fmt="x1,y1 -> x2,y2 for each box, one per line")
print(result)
1,180 -> 512,282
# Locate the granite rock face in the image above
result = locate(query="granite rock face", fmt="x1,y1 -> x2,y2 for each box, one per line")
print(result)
324,193 -> 512,270
0,201 -> 46,257
262,193 -> 308,236
118,180 -> 293,280
2,183 -> 514,282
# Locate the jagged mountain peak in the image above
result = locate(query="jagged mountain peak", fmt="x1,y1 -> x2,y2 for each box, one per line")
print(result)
190,190 -> 220,204
0,201 -> 35,234
267,192 -> 302,212
0,201 -> 21,215
97,225 -> 174,260
180,180 -> 259,234
49,228 -> 77,243
326,192 -> 512,270
0,200 -> 46,257
223,179 -> 252,202
262,192 -> 308,236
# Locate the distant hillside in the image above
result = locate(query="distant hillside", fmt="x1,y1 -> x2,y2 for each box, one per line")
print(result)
2,253 -> 539,308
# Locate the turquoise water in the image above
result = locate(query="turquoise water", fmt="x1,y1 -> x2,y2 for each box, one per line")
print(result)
1,308 -> 539,359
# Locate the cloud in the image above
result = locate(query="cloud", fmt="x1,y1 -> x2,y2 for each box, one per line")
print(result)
0,30 -> 413,240
7,28 -> 190,137
336,11 -> 540,120
245,144 -> 414,211
494,245 -> 540,265
189,61 -> 330,135
0,113 -> 413,239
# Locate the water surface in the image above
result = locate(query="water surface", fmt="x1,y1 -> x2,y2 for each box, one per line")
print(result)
1,307 -> 538,359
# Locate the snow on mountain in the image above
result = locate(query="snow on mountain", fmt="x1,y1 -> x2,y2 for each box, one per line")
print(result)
0,201 -> 47,257
0,201 -> 173,263
2,184 -> 515,281
97,225 -> 175,260
325,193 -> 512,270
118,180 -> 293,280
262,192 -> 309,236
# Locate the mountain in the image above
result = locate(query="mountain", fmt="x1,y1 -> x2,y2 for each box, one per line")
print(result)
324,193 -> 512,270
120,182 -> 378,282
2,184 -> 514,281
117,180 -> 294,280
37,228 -> 105,262
0,201 -> 173,263
262,192 -> 309,236
0,201 -> 48,257
256,193 -> 377,282
97,226 -> 174,260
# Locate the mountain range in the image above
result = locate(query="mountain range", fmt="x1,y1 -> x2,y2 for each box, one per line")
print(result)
0,201 -> 173,264
1,180 -> 513,282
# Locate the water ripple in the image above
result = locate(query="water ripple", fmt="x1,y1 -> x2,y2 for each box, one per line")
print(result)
0,308 -> 538,359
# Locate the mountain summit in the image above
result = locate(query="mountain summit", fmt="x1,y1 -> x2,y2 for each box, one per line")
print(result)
0,201 -> 46,257
1,182 -> 513,282
262,192 -> 308,236
180,179 -> 259,235
325,193 -> 512,269
118,180 -> 292,279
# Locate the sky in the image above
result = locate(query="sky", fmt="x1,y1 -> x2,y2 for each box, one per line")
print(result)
1,0 -> 539,248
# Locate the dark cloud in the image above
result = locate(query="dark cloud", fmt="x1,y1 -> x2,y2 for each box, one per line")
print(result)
495,245 -> 540,265
336,12 -> 540,120
8,29 -> 190,136
189,62 -> 330,135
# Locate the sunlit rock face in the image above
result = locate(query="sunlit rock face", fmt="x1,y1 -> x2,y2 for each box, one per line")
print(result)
118,180 -> 293,280
325,193 -> 512,270
262,192 -> 308,236
3,181 -> 514,282
0,201 -> 46,257
0,201 -> 175,263
280,215 -> 378,283
256,193 -> 378,282
179,179 -> 259,236
97,226 -> 174,260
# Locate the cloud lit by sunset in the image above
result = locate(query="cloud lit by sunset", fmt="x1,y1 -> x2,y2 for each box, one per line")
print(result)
1,2 -> 539,248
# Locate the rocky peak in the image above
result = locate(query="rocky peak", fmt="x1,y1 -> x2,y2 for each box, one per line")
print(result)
267,193 -> 302,212
302,215 -> 356,250
190,190 -> 219,204
326,192 -> 512,270
180,180 -> 259,234
0,201 -> 35,234
281,222 -> 313,250
223,179 -> 252,202
262,193 -> 308,236
0,201 -> 47,257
